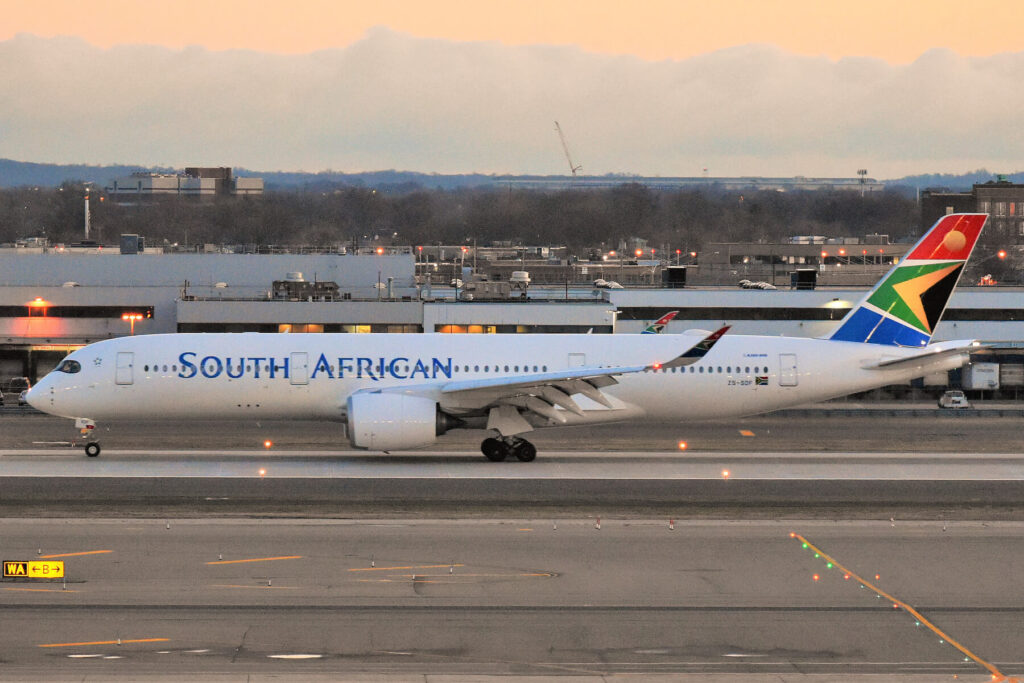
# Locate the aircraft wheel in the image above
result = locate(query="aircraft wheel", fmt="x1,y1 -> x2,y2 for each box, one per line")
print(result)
481,438 -> 507,462
513,440 -> 537,462
85,442 -> 101,458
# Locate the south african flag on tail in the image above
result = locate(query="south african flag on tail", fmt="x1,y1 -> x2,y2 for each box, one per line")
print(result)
829,213 -> 987,347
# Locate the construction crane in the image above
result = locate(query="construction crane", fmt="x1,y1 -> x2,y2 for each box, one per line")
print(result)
554,121 -> 582,176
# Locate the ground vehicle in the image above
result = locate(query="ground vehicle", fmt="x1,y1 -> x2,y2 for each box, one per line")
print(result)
0,377 -> 30,407
938,390 -> 970,409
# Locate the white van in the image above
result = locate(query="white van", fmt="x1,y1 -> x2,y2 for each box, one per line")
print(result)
938,390 -> 970,409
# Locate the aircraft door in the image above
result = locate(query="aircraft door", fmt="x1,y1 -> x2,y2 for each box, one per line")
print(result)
290,352 -> 309,385
568,353 -> 586,367
779,353 -> 798,387
115,352 -> 134,385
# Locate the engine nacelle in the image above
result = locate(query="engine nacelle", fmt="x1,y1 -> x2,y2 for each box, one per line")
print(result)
347,392 -> 456,450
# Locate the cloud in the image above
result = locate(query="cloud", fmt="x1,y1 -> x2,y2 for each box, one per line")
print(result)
1,30 -> 1021,177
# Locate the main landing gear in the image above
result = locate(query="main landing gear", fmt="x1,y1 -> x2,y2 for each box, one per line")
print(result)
480,436 -> 537,462
84,442 -> 101,457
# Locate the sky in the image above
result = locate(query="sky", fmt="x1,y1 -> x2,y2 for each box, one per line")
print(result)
1,0 -> 1023,178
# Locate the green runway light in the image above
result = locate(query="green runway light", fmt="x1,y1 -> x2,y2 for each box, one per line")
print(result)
826,562 -> 833,569
802,543 -> 808,549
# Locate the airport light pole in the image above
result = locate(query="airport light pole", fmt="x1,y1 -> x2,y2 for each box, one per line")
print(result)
121,312 -> 143,335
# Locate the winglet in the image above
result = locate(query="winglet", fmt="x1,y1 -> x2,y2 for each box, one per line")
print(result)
641,310 -> 679,334
662,325 -> 730,368
829,213 -> 987,347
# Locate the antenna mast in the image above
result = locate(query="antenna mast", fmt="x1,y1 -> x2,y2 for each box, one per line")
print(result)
554,121 -> 582,176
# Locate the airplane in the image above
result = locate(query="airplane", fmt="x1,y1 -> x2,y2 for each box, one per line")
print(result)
27,213 -> 987,461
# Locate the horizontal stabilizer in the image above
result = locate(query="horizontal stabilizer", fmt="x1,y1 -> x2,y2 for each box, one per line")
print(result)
861,340 -> 980,370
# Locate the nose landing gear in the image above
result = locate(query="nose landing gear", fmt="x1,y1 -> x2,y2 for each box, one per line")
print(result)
480,436 -> 537,462
74,418 -> 100,457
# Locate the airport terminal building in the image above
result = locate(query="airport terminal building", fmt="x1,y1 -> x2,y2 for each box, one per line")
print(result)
2,247 -> 1023,395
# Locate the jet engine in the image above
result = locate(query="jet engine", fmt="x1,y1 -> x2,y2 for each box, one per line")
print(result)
346,393 -> 460,450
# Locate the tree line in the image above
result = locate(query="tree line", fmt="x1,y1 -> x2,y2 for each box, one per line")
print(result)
0,182 -> 921,257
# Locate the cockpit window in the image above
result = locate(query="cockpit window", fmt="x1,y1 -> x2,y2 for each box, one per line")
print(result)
56,359 -> 81,374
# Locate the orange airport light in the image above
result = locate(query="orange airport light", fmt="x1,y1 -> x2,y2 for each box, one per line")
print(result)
26,297 -> 51,316
121,312 -> 143,335
376,247 -> 384,255
998,250 -> 1007,259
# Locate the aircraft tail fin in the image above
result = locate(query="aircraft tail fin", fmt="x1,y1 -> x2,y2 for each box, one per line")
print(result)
641,310 -> 679,334
828,213 -> 987,347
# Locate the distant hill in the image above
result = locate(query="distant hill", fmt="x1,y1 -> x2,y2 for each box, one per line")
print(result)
0,159 -> 501,191
3,158 -> 1023,194
885,170 -> 1024,192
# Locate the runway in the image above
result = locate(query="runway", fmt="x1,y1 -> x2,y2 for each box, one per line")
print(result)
1,451 -> 1024,515
2,414 -> 1023,680
1,519 -> 1022,681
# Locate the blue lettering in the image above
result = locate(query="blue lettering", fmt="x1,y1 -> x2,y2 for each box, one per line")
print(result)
411,359 -> 430,379
201,355 -> 223,378
338,357 -> 354,378
389,357 -> 409,379
269,357 -> 289,379
311,353 -> 333,379
357,357 -> 377,380
178,352 -> 197,378
432,357 -> 453,379
249,356 -> 266,378
226,357 -> 244,379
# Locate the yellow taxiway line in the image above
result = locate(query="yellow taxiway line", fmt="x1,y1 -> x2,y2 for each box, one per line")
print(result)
205,555 -> 302,565
38,638 -> 169,648
39,550 -> 111,559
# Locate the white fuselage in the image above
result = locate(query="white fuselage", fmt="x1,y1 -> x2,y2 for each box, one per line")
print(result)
30,332 -> 968,427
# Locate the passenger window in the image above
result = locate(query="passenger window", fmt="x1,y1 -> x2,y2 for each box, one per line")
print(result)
699,367 -> 704,373
163,365 -> 168,372
484,366 -> 489,372
514,365 -> 519,372
745,366 -> 750,373
542,365 -> 547,372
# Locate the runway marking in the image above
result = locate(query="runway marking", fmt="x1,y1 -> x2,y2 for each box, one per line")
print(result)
39,550 -> 111,559
205,555 -> 302,565
791,533 -> 1016,683
739,429 -> 756,437
348,564 -> 464,572
4,587 -> 79,593
211,584 -> 298,590
39,638 -> 169,648
395,572 -> 554,578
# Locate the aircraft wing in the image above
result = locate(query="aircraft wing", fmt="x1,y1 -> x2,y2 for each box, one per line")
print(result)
861,339 -> 980,370
431,326 -> 729,431
359,326 -> 729,433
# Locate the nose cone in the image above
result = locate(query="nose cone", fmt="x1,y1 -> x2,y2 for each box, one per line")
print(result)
25,382 -> 48,411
